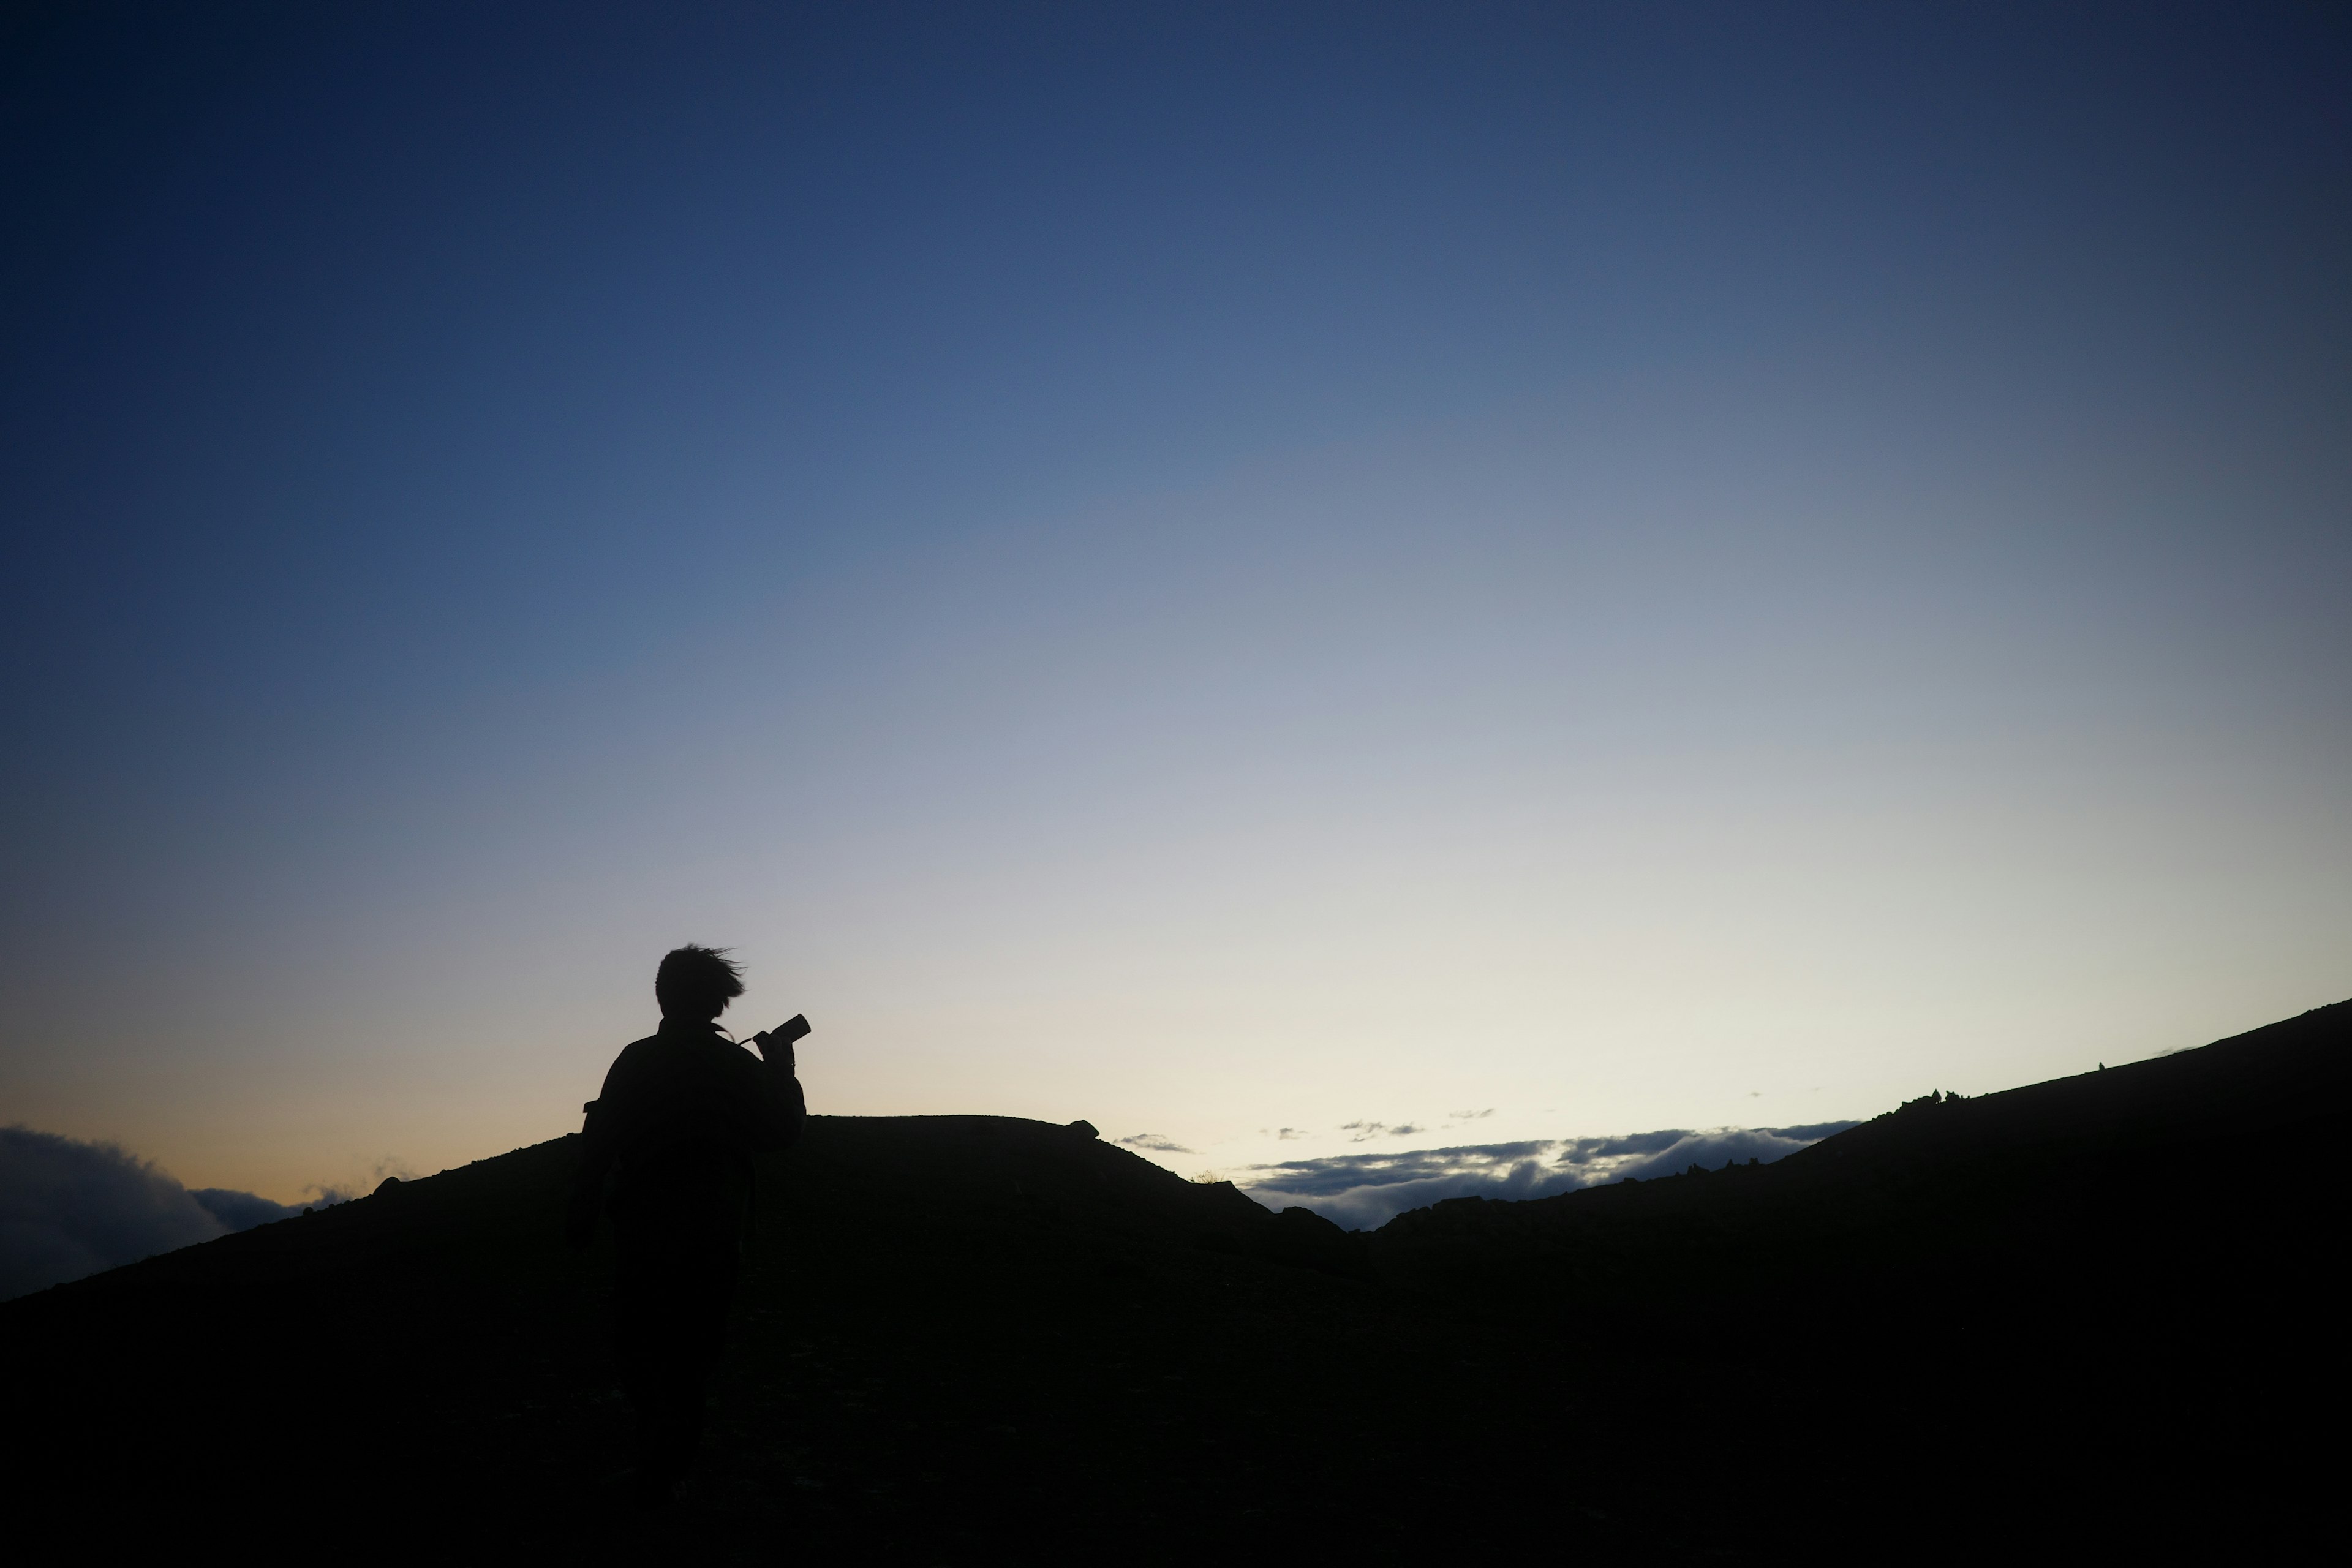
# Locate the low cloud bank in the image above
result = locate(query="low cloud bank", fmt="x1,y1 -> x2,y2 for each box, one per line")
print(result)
0,1127 -> 320,1302
188,1187 -> 306,1231
1240,1121 -> 1859,1231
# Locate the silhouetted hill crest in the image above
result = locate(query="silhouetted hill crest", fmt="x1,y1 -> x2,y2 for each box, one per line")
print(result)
4,1000 -> 2342,1554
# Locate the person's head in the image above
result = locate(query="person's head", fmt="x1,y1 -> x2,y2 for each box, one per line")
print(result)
655,944 -> 744,1022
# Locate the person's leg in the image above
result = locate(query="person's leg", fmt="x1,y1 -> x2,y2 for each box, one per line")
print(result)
615,1258 -> 655,1450
614,1189 -> 746,1499
653,1218 -> 742,1481
614,1207 -> 695,1500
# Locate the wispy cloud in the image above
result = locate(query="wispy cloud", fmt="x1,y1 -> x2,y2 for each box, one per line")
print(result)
1238,1123 -> 1859,1231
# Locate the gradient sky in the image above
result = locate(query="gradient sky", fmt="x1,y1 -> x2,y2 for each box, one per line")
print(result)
4,2 -> 2347,1202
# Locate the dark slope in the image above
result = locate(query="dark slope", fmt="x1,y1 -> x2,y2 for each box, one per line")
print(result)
1370,1000 -> 2349,1551
0,1116 -> 1471,1558
5,1007 -> 2345,1559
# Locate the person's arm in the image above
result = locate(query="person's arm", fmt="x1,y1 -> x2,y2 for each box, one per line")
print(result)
748,1028 -> 807,1153
565,1053 -> 630,1248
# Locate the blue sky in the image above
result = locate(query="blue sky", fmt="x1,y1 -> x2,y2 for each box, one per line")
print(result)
3,2 -> 2346,1199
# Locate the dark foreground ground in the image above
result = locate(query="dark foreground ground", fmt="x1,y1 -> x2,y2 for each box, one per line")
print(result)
7,1002 -> 2345,1560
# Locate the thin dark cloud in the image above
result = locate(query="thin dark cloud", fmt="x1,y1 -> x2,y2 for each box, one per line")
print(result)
1239,1123 -> 1859,1231
1117,1133 -> 1193,1155
1765,1121 -> 1861,1144
1,1127 -> 323,1301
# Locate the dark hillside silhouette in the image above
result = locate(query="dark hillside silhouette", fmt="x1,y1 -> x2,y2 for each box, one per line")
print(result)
3,1002 -> 2342,1556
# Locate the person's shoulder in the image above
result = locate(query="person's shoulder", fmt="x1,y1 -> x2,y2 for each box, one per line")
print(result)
602,1032 -> 665,1079
701,1034 -> 761,1069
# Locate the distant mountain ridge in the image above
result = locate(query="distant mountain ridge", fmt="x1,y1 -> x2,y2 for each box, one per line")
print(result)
1380,996 -> 2350,1243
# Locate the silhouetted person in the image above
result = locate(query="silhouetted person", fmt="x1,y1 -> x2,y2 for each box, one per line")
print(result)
567,944 -> 805,1506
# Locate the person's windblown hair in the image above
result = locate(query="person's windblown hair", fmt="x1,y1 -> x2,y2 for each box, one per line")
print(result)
655,944 -> 745,1020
